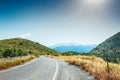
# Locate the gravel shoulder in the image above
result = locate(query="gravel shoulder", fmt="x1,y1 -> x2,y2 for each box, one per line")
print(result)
57,60 -> 95,80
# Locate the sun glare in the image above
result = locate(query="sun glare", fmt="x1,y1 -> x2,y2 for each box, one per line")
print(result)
84,0 -> 108,5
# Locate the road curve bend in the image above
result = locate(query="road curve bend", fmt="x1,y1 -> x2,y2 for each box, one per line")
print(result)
0,56 -> 95,80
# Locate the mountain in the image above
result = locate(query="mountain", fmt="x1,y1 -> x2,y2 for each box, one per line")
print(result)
51,43 -> 97,53
90,32 -> 120,63
0,38 -> 59,57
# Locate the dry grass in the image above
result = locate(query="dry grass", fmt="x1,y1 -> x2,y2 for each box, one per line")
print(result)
0,55 -> 36,70
47,55 -> 120,80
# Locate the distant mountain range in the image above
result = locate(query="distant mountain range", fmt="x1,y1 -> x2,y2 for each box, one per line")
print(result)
90,32 -> 120,63
50,43 -> 97,53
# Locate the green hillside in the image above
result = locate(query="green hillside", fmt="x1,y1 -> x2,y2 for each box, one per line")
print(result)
0,38 -> 59,57
90,32 -> 120,63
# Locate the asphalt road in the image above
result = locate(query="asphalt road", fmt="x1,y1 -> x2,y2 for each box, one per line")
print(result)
0,56 -> 95,80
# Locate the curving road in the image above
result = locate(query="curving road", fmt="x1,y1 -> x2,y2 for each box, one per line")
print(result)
0,56 -> 95,80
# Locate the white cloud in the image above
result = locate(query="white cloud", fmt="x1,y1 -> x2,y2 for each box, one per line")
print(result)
20,33 -> 31,38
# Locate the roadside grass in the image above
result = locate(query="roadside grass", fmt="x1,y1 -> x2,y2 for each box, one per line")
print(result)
47,55 -> 120,80
0,55 -> 36,70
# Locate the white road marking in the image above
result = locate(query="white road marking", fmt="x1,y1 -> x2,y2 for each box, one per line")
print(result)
52,60 -> 59,80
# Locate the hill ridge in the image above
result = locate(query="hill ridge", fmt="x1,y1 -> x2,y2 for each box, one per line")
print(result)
90,32 -> 120,63
0,38 -> 59,57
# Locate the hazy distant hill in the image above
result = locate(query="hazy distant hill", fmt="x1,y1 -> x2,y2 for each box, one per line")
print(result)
51,43 -> 97,53
90,32 -> 120,63
0,38 -> 59,57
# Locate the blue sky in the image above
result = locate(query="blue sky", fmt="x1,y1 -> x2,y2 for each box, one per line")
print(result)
0,0 -> 120,46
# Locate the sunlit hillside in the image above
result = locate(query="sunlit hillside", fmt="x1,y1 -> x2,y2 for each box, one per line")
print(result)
0,38 -> 59,58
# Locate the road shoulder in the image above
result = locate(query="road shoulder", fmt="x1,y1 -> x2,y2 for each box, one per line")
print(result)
57,59 -> 95,80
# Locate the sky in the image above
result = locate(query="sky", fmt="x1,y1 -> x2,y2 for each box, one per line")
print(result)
0,0 -> 120,46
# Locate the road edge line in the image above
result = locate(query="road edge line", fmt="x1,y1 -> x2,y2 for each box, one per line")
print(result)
52,60 -> 59,80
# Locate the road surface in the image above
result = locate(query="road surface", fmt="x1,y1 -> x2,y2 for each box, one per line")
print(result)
0,56 -> 95,80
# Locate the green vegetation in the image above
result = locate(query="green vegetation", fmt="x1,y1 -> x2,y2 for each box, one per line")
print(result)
0,48 -> 27,57
62,51 -> 88,56
90,32 -> 120,63
0,38 -> 59,58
